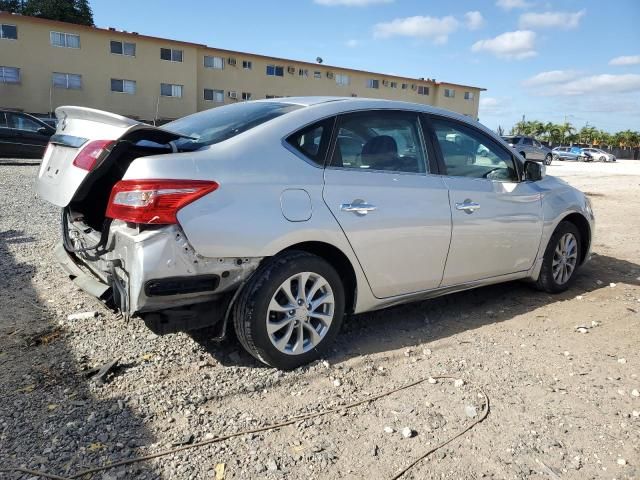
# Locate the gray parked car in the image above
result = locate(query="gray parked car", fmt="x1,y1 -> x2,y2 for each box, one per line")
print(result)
581,147 -> 616,162
36,98 -> 594,369
502,135 -> 553,165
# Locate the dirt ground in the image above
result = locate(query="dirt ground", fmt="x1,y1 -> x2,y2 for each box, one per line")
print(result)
0,159 -> 639,480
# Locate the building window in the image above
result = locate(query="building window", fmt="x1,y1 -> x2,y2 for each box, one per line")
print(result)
0,66 -> 20,84
335,73 -> 350,86
313,71 -> 322,79
52,72 -> 82,89
417,86 -> 429,96
298,68 -> 308,77
242,60 -> 252,70
160,48 -> 183,62
266,65 -> 284,76
203,88 -> 224,102
366,79 -> 379,89
390,81 -> 398,89
204,55 -> 224,69
266,95 -> 283,99
1,24 -> 17,40
464,91 -> 474,100
110,40 -> 136,56
242,92 -> 252,101
111,78 -> 136,94
444,88 -> 455,98
161,83 -> 183,97
50,31 -> 80,49
401,83 -> 408,90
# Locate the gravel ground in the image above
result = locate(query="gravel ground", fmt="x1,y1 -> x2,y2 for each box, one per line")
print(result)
1,159 -> 639,479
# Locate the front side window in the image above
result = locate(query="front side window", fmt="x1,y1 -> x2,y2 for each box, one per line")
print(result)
167,102 -> 301,151
161,48 -> 183,62
431,119 -> 517,181
6,112 -> 42,132
161,83 -> 183,97
266,65 -> 284,76
366,79 -> 379,89
52,72 -> 82,89
286,119 -> 333,166
204,55 -> 224,69
111,78 -> 136,94
522,137 -> 533,145
0,66 -> 20,84
330,111 -> 427,174
110,40 -> 136,56
50,31 -> 80,48
1,24 -> 17,40
203,88 -> 224,102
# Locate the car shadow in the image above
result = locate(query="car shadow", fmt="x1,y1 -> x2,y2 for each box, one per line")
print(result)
193,252 -> 639,369
330,252 -> 640,362
0,229 -> 163,479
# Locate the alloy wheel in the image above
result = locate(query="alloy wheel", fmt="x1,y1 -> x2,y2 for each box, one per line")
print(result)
266,272 -> 335,355
552,233 -> 578,285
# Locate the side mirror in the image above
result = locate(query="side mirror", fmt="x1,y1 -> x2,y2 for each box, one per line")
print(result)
524,160 -> 545,181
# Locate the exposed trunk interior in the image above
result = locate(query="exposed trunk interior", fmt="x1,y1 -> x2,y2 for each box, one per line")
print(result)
69,141 -> 171,232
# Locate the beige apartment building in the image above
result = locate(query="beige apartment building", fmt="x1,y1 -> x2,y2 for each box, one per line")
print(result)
0,12 -> 484,123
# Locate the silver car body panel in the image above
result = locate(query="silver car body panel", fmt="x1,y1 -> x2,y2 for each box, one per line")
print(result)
37,98 -> 594,318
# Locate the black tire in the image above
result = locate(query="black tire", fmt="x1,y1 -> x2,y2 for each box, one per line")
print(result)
553,154 -> 561,162
535,221 -> 582,293
600,156 -> 606,162
545,154 -> 553,165
233,251 -> 345,369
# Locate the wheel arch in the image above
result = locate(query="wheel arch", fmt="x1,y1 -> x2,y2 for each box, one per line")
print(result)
559,212 -> 591,265
279,241 -> 358,314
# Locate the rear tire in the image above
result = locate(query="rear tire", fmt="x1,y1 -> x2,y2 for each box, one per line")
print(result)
233,251 -> 345,370
535,221 -> 582,293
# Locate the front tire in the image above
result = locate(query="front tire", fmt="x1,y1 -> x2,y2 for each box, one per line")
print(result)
233,251 -> 345,369
535,221 -> 581,293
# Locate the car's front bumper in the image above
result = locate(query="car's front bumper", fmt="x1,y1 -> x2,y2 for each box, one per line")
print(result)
60,220 -> 262,316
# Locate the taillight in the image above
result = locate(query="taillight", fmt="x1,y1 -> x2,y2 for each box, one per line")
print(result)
106,179 -> 219,225
73,140 -> 114,171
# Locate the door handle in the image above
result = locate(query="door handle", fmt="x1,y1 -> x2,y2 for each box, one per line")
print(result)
455,200 -> 481,213
340,202 -> 377,216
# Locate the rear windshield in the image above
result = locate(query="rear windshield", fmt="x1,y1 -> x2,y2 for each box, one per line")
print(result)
166,102 -> 302,151
501,136 -> 521,144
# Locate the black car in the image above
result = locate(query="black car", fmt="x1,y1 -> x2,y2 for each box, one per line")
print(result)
0,110 -> 56,159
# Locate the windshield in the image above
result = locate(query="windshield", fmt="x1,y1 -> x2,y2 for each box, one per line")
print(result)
166,102 -> 302,151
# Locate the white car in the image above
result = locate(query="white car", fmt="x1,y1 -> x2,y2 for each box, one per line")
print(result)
581,148 -> 616,162
35,97 -> 594,369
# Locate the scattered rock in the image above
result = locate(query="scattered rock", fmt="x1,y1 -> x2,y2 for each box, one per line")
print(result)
617,458 -> 626,466
172,433 -> 194,446
401,427 -> 415,438
67,311 -> 98,321
332,379 -> 342,387
610,282 -> 617,288
428,377 -> 437,384
576,327 -> 589,334
465,405 -> 478,418
632,389 -> 639,397
454,379 -> 465,388
383,426 -> 394,434
266,458 -> 278,471
618,358 -> 627,364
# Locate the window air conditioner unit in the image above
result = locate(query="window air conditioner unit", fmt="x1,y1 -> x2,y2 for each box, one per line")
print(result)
382,80 -> 389,87
326,72 -> 334,79
228,57 -> 237,66
287,66 -> 296,74
228,91 -> 237,99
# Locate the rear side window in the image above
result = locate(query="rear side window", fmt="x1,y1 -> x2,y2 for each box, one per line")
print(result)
522,137 -> 533,145
286,118 -> 334,166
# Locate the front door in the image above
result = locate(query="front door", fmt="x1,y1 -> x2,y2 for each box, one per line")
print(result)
428,116 -> 543,286
323,110 -> 452,298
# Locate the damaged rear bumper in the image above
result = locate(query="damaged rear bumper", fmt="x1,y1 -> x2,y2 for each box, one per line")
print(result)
58,221 -> 262,328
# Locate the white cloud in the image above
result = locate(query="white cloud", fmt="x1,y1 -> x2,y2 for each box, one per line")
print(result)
314,0 -> 392,5
471,30 -> 537,60
519,10 -> 586,29
345,39 -> 360,48
609,55 -> 640,66
550,74 -> 640,96
373,15 -> 460,44
479,97 -> 511,115
522,70 -> 580,87
496,0 -> 531,10
464,11 -> 485,30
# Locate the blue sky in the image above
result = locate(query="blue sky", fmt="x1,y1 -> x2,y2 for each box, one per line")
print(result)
92,0 -> 640,132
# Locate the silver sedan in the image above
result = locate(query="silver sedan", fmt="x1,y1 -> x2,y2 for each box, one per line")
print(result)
36,98 -> 594,369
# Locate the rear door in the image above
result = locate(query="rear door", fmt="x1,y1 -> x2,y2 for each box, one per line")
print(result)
36,106 -> 182,207
322,109 -> 451,298
0,112 -> 19,157
426,116 -> 543,286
